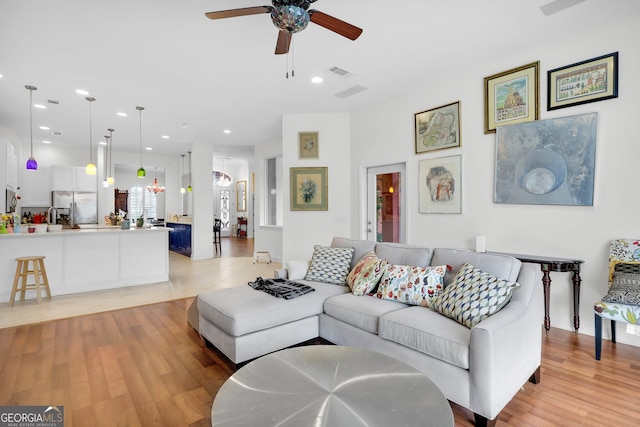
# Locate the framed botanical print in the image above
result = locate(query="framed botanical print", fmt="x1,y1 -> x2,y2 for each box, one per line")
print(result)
415,101 -> 461,154
418,155 -> 462,214
298,132 -> 319,159
290,167 -> 328,211
484,61 -> 540,134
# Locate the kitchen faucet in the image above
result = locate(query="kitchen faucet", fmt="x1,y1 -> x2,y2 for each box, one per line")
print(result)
47,206 -> 58,224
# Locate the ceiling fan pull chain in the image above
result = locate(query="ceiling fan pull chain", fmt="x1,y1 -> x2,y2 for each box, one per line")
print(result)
286,49 -> 289,79
291,36 -> 295,78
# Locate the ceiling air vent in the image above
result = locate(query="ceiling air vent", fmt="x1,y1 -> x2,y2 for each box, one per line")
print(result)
334,85 -> 367,99
329,66 -> 351,77
47,99 -> 59,105
52,131 -> 63,136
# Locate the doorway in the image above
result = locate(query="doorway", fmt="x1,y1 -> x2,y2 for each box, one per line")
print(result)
366,163 -> 406,243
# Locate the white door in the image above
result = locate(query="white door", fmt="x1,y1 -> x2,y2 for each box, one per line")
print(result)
366,163 -> 406,243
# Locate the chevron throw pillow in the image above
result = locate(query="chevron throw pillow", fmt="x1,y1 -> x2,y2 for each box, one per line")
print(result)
432,263 -> 520,328
305,245 -> 355,285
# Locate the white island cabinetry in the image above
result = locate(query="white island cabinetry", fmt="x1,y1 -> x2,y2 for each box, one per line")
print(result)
0,227 -> 169,303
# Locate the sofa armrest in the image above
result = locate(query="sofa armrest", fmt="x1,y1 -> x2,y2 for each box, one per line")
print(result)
273,269 -> 288,279
468,262 -> 543,420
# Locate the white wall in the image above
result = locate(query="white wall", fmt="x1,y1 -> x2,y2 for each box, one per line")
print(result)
282,113 -> 352,263
254,137 -> 283,261
349,15 -> 640,346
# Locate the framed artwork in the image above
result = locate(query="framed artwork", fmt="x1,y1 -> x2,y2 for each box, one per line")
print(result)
547,52 -> 618,111
494,112 -> 597,206
484,61 -> 540,134
418,155 -> 461,214
290,167 -> 328,211
415,101 -> 461,154
298,132 -> 319,159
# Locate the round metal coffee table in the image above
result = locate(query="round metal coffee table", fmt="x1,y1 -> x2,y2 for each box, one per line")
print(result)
211,345 -> 453,426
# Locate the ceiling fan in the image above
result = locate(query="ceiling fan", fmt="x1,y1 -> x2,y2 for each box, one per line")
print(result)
205,0 -> 363,55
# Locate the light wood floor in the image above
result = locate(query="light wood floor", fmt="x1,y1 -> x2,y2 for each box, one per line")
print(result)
1,239 -> 639,426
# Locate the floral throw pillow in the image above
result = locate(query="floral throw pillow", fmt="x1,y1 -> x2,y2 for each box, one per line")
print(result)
432,263 -> 520,328
346,251 -> 388,296
376,264 -> 447,307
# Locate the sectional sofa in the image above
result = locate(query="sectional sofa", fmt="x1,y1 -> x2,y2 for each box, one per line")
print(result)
197,237 -> 543,426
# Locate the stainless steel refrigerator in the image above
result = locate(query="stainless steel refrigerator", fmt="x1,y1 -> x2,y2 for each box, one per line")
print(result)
51,191 -> 98,226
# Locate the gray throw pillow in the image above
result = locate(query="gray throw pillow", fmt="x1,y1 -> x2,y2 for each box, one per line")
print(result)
305,245 -> 355,285
601,272 -> 640,306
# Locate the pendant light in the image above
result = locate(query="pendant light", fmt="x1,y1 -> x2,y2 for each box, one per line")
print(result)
106,128 -> 115,185
102,134 -> 110,187
25,85 -> 38,170
180,154 -> 186,194
85,97 -> 97,175
187,151 -> 193,192
136,106 -> 146,178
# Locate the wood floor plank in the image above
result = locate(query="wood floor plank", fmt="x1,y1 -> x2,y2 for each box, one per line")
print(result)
1,297 -> 639,426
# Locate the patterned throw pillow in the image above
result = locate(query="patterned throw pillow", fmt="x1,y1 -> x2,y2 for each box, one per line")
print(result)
346,251 -> 388,296
376,264 -> 447,307
432,263 -> 520,328
305,245 -> 355,285
601,272 -> 640,306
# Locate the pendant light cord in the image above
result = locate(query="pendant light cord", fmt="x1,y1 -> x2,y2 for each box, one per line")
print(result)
87,97 -> 95,163
29,88 -> 33,156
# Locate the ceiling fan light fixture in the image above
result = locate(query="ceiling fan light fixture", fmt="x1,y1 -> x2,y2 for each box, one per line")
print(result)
271,6 -> 309,33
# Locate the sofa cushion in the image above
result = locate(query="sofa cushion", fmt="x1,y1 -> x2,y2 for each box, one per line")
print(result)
324,293 -> 408,334
286,260 -> 310,280
375,242 -> 433,267
431,248 -> 521,287
601,272 -> 640,306
346,251 -> 388,296
432,263 -> 520,328
305,245 -> 355,285
197,281 -> 349,337
331,237 -> 377,270
378,306 -> 471,369
376,264 -> 447,307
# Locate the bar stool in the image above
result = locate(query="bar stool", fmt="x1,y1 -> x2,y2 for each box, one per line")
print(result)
9,256 -> 52,306
213,218 -> 222,255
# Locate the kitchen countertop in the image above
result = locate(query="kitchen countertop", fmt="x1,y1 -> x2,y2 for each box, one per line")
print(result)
1,226 -> 169,237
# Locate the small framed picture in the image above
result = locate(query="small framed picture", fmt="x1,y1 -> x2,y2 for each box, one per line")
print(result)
290,167 -> 328,211
418,155 -> 462,214
547,52 -> 618,111
415,101 -> 461,154
484,61 -> 540,134
298,132 -> 319,159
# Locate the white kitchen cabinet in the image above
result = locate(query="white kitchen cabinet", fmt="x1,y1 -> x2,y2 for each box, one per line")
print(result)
0,139 -> 18,191
50,166 -> 97,192
20,165 -> 51,207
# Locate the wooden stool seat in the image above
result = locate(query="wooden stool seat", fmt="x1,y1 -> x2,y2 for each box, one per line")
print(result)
9,256 -> 52,306
253,251 -> 271,264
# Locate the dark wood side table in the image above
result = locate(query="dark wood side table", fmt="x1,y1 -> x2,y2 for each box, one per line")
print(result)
490,252 -> 584,333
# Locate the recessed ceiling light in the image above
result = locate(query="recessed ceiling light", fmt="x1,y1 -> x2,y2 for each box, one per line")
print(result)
161,135 -> 170,139
34,104 -> 46,109
223,129 -> 231,134
145,147 -> 153,151
311,76 -> 323,84
42,140 -> 51,144
39,126 -> 50,130
177,121 -> 189,128
0,74 -> 3,78
76,89 -> 89,96
117,112 -> 127,117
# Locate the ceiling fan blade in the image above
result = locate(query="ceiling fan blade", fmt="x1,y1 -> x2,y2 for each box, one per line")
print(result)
309,10 -> 363,40
205,6 -> 271,20
275,31 -> 292,55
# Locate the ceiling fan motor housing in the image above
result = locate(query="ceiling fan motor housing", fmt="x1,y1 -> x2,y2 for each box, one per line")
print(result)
271,6 -> 309,33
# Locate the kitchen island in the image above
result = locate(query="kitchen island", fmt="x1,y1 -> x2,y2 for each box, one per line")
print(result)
0,226 -> 170,303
